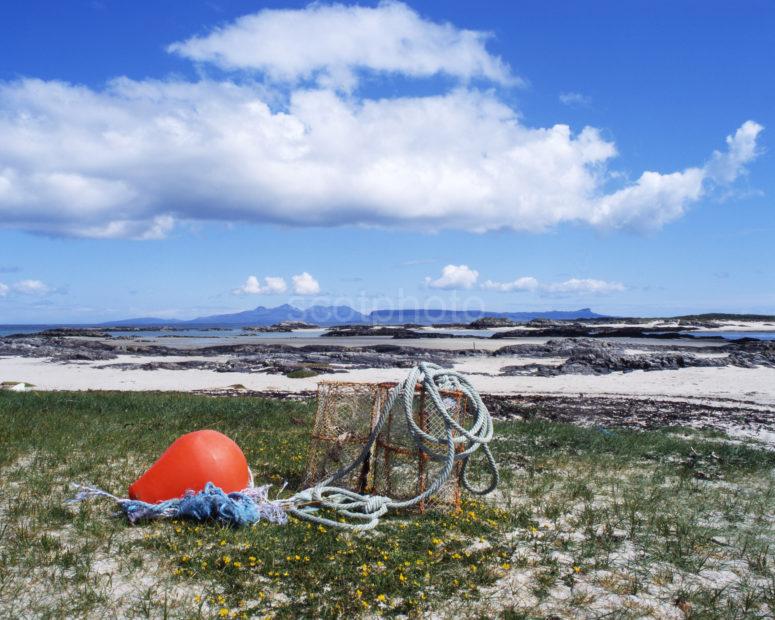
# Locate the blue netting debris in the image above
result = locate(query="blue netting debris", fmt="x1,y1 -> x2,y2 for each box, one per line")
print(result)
69,482 -> 288,527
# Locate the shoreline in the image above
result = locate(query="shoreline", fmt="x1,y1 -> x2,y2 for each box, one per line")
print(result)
3,357 -> 774,449
3,325 -> 774,447
3,348 -> 775,406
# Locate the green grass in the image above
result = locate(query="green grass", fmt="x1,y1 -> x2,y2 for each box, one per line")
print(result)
1,391 -> 774,618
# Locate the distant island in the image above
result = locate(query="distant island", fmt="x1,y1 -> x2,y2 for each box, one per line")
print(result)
99,304 -> 608,328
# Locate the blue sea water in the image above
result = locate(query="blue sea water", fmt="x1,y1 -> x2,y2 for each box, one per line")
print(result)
0,325 -> 325,339
0,325 -> 54,337
1,325 -> 773,341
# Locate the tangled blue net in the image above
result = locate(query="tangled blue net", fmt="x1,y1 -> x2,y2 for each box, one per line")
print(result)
69,482 -> 288,527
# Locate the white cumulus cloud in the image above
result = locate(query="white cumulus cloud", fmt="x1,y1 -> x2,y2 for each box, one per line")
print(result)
481,276 -> 539,292
0,4 -> 763,240
0,282 -> 8,297
542,278 -> 625,295
292,272 -> 320,295
168,1 -> 514,90
426,264 -> 479,289
234,275 -> 287,295
705,120 -> 764,184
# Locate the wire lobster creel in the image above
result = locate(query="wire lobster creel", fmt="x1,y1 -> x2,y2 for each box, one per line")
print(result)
304,380 -> 469,512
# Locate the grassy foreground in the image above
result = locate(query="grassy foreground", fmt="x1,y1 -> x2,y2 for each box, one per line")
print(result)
0,392 -> 774,619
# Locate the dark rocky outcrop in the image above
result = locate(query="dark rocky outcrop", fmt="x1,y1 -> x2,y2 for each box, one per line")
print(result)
497,338 -> 775,376
492,323 -> 689,339
243,321 -> 319,332
467,317 -> 520,329
727,340 -> 775,368
2,330 -> 773,380
322,325 -> 448,339
36,328 -> 114,338
0,336 -> 118,360
96,345 -> 456,374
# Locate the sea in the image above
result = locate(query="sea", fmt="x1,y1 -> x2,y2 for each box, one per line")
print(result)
0,325 -> 324,339
0,325 -> 774,341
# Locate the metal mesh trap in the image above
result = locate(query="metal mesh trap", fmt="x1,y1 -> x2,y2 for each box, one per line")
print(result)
303,381 -> 469,512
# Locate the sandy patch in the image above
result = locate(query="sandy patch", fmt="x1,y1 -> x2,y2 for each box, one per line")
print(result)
2,354 -> 774,408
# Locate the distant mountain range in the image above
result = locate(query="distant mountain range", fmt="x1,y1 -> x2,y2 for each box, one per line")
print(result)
102,304 -> 607,327
369,308 -> 605,324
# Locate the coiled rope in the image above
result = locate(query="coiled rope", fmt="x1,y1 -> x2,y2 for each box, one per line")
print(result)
286,362 -> 498,531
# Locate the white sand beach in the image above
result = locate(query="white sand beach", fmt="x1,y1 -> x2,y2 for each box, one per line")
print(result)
3,352 -> 774,408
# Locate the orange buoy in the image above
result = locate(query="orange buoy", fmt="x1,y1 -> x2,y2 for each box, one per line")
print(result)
129,430 -> 250,504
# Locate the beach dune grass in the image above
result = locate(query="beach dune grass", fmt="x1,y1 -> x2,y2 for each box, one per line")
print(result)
1,391 -> 774,618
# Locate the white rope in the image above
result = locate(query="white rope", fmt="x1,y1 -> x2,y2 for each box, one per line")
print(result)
286,362 -> 498,531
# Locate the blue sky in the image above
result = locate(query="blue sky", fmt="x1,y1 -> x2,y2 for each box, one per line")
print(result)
0,0 -> 772,322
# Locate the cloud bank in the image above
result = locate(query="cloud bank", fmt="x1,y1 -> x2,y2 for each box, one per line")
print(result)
234,272 -> 320,295
0,2 -> 763,240
428,265 -> 624,296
